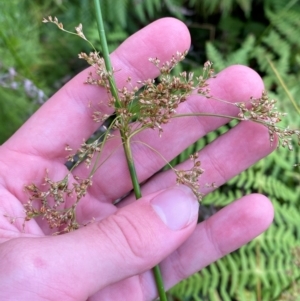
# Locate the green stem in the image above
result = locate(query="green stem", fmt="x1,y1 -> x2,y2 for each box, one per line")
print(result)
123,137 -> 167,301
123,137 -> 142,198
93,0 -> 121,108
266,57 -> 300,115
93,1 -> 167,300
153,265 -> 167,301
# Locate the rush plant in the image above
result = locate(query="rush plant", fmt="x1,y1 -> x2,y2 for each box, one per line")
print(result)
7,1 -> 300,300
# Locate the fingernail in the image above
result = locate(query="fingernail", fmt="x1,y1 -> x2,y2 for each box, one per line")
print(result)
151,185 -> 199,231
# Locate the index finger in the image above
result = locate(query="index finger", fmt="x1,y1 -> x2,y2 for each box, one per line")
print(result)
3,18 -> 191,161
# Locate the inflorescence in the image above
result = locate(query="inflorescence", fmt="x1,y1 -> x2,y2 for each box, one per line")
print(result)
11,16 -> 300,234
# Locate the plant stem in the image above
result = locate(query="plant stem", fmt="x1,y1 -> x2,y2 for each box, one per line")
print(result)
93,1 -> 167,300
93,0 -> 121,108
123,138 -> 167,301
267,57 -> 300,115
123,137 -> 142,198
152,265 -> 168,301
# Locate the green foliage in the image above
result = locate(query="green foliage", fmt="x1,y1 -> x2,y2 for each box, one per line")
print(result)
0,87 -> 37,142
168,129 -> 300,300
0,1 -> 44,80
206,35 -> 256,71
187,0 -> 254,17
0,0 -> 185,144
168,1 -> 300,299
0,1 -> 50,144
205,0 -> 300,100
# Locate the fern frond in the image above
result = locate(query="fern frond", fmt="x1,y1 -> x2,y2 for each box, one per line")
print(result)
170,200 -> 300,300
206,35 -> 255,72
266,8 -> 300,48
205,42 -> 228,72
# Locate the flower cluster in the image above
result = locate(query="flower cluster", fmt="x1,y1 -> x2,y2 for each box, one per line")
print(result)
65,125 -> 113,169
42,16 -> 64,29
16,16 -> 299,236
23,171 -> 92,234
75,140 -> 102,168
79,52 -> 111,89
42,16 -> 87,41
80,49 -> 215,140
175,153 -> 205,202
137,72 -> 194,134
235,91 -> 300,149
137,56 -> 214,135
197,60 -> 215,97
149,51 -> 187,74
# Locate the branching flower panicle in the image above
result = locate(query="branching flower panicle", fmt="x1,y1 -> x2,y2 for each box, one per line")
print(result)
197,60 -> 215,97
23,171 -> 92,234
32,8 -> 300,301
149,50 -> 187,74
79,52 -> 111,89
77,140 -> 101,168
43,16 -> 94,48
42,16 -> 64,29
42,16 -> 86,39
137,75 -> 193,134
137,56 -> 214,135
175,153 -> 204,202
235,91 -> 300,149
12,15 -> 299,241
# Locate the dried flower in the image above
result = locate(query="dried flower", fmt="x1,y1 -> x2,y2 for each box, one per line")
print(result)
175,153 -> 205,202
75,23 -> 87,40
235,91 -> 300,149
149,51 -> 187,74
21,171 -> 94,234
42,16 -> 63,30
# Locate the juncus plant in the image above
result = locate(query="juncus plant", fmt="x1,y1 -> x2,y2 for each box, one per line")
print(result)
5,1 -> 299,300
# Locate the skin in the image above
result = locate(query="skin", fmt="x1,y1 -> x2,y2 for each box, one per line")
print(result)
0,18 -> 275,300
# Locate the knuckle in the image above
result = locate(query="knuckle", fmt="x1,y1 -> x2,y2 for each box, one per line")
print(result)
171,249 -> 190,281
204,220 -> 223,257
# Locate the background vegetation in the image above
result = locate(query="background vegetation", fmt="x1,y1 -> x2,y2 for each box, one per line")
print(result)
1,0 -> 300,300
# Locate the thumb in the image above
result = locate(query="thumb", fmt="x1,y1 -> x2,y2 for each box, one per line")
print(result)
0,185 -> 199,300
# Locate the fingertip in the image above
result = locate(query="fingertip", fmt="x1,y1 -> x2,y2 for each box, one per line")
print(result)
223,193 -> 274,245
157,194 -> 275,291
150,185 -> 199,231
206,193 -> 275,255
244,193 -> 274,231
212,64 -> 265,101
111,17 -> 191,81
119,17 -> 191,53
230,193 -> 275,232
151,17 -> 191,50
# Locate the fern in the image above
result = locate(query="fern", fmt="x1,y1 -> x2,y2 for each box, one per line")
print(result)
187,0 -> 253,17
265,8 -> 300,47
169,3 -> 300,297
170,198 -> 300,300
206,35 -> 255,72
169,121 -> 300,300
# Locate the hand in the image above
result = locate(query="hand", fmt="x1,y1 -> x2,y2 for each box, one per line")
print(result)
0,18 -> 274,300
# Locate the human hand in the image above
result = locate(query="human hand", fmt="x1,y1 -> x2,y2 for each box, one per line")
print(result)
0,18 -> 274,300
